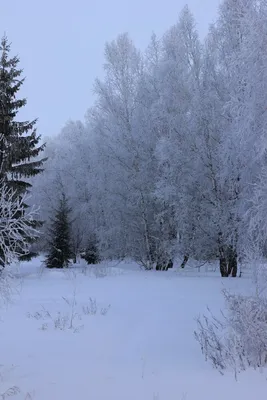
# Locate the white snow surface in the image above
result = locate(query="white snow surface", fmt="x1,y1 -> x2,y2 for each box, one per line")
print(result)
0,257 -> 266,399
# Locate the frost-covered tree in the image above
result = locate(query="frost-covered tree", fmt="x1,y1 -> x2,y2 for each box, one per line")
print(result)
88,32 -> 179,269
154,5 -> 204,267
200,0 -> 267,275
88,33 -> 157,266
0,181 -> 39,269
232,0 -> 267,259
45,193 -> 72,269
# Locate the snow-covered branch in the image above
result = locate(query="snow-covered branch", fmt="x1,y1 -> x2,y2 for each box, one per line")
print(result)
0,181 -> 40,268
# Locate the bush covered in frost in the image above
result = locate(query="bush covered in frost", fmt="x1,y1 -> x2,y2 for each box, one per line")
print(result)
195,289 -> 267,377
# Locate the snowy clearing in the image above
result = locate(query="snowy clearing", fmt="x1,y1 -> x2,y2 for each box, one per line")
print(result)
1,258 -> 266,400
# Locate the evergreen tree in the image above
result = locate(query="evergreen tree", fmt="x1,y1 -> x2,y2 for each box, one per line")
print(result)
82,234 -> 99,265
0,35 -> 46,263
46,193 -> 72,268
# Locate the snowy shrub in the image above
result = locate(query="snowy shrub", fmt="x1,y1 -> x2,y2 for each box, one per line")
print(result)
82,297 -> 97,315
27,306 -> 83,332
0,183 -> 40,269
253,262 -> 267,297
0,386 -> 20,399
27,296 -> 110,332
195,290 -> 267,377
83,297 -> 111,315
0,387 -> 33,400
0,388 -> 33,399
82,297 -> 111,316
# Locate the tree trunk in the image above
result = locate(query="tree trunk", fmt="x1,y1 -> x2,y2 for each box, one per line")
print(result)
156,254 -> 173,271
140,196 -> 153,270
219,246 -> 228,277
156,262 -> 162,271
180,254 -> 189,269
220,256 -> 228,277
156,257 -> 166,271
227,247 -> 237,277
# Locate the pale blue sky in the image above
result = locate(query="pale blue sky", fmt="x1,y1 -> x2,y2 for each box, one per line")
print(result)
1,0 -> 221,137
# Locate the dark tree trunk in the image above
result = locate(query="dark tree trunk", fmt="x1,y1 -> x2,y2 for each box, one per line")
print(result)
219,246 -> 228,277
227,247 -> 237,277
156,263 -> 162,271
156,256 -> 173,271
232,261 -> 237,277
220,256 -> 228,277
180,254 -> 189,269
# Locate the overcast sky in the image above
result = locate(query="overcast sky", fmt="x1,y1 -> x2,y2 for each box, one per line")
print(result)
1,0 -> 221,137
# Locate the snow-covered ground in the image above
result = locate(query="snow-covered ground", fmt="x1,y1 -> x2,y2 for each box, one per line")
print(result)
0,258 -> 266,399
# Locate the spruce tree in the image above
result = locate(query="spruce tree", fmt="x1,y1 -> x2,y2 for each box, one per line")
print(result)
46,194 -> 72,269
82,234 -> 99,265
0,35 -> 46,263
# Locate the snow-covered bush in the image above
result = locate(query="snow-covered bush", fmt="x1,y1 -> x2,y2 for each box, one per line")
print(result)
195,290 -> 267,377
0,182 -> 38,309
0,386 -> 20,399
27,295 -> 111,332
0,387 -> 33,399
0,182 -> 39,269
82,297 -> 111,316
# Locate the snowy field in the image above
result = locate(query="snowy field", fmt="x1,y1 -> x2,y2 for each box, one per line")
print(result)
0,258 -> 266,400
